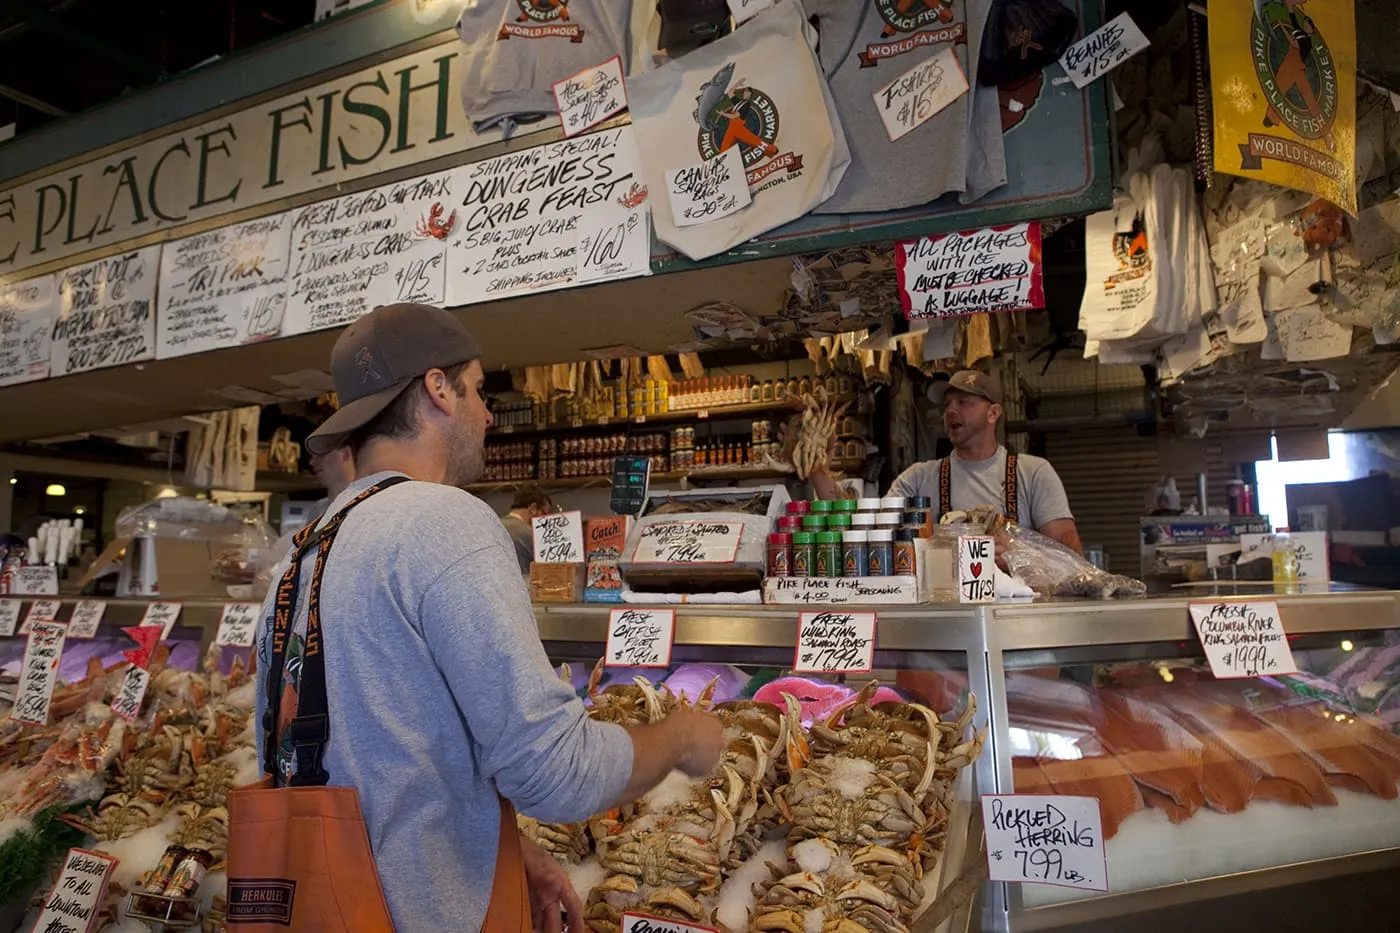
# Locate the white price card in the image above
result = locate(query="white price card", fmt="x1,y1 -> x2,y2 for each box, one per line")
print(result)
553,56 -> 628,138
216,603 -> 262,647
606,608 -> 676,669
0,599 -> 19,636
793,611 -> 877,675
1058,12 -> 1150,89
11,620 -> 66,727
896,223 -> 1044,320
110,665 -> 151,723
10,565 -> 58,595
30,847 -> 118,933
667,147 -> 752,228
533,511 -> 586,564
726,0 -> 775,24
140,602 -> 182,639
982,795 -> 1109,891
19,598 -> 62,634
872,45 -> 968,142
1189,601 -> 1298,679
958,536 -> 996,603
632,521 -> 744,564
66,601 -> 107,639
621,912 -> 718,933
578,208 -> 651,286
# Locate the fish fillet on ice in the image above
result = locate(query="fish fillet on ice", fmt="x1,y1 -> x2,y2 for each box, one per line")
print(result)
1098,690 -> 1207,815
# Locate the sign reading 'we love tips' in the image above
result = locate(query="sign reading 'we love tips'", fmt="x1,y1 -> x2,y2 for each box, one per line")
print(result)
958,536 -> 995,603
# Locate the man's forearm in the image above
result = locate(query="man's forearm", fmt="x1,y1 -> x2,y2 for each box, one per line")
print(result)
808,467 -> 841,501
615,720 -> 688,804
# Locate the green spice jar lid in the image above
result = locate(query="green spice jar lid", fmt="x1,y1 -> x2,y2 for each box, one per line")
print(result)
792,532 -> 816,545
816,531 -> 843,544
810,500 -> 835,513
827,514 -> 853,528
802,515 -> 828,530
834,499 -> 859,513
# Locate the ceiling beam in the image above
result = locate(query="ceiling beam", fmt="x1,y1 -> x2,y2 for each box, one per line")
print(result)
0,81 -> 65,115
0,0 -> 159,84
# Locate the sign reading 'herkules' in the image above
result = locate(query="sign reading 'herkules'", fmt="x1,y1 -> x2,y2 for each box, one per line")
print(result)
0,39 -> 471,279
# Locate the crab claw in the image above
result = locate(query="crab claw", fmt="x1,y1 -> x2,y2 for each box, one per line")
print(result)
782,695 -> 810,771
587,658 -> 607,700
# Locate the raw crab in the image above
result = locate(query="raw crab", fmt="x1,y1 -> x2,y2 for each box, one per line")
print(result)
59,792 -> 166,842
584,876 -> 709,933
517,814 -> 590,864
787,388 -> 852,480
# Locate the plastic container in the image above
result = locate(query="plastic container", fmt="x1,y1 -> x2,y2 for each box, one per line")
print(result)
909,496 -> 932,511
827,513 -> 853,530
834,499 -> 859,514
842,530 -> 870,577
786,500 -> 812,516
903,510 -> 932,538
857,498 -> 882,513
777,515 -> 803,533
792,533 -> 815,578
767,533 -> 793,577
875,512 -> 901,529
802,515 -> 827,532
1271,534 -> 1299,584
851,513 -> 876,530
880,496 -> 908,511
894,529 -> 918,577
815,532 -> 843,578
928,522 -> 976,602
811,500 -> 834,514
868,530 -> 895,576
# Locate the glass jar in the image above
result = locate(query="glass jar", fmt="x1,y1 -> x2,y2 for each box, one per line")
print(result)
767,533 -> 793,577
842,530 -> 870,577
894,529 -> 918,578
928,522 -> 977,602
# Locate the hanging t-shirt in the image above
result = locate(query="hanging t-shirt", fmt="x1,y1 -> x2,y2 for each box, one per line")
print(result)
456,0 -> 632,134
626,0 -> 851,261
807,0 -> 1004,213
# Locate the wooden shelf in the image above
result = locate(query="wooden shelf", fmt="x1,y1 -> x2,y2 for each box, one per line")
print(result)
464,460 -> 864,495
255,471 -> 323,493
487,396 -> 854,440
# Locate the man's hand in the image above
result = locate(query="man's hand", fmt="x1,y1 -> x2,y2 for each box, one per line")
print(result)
520,834 -> 583,933
668,707 -> 726,777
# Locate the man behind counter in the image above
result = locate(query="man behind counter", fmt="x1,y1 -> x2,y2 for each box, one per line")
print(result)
501,484 -> 555,573
810,370 -> 1083,553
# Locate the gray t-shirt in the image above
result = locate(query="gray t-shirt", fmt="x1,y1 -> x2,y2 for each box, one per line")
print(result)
254,473 -> 632,932
889,448 -> 1073,529
500,512 -> 534,573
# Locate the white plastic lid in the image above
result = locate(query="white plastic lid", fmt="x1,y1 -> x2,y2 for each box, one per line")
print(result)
851,513 -> 876,528
842,530 -> 870,543
857,498 -> 882,511
875,512 -> 901,526
880,497 -> 908,509
869,530 -> 894,541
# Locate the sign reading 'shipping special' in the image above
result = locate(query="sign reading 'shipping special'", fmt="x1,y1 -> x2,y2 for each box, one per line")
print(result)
0,274 -> 55,386
157,213 -> 293,358
1210,0 -> 1357,213
284,171 -> 455,335
51,246 -> 159,375
445,125 -> 650,305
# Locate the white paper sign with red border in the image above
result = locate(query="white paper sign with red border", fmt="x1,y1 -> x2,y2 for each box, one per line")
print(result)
872,44 -> 969,143
533,511 -> 586,564
958,536 -> 996,603
9,565 -> 58,595
622,912 -> 718,933
0,599 -> 19,636
66,601 -> 107,639
896,222 -> 1045,320
606,608 -> 676,669
793,611 -> 877,675
11,620 -> 66,726
1189,601 -> 1298,679
140,602 -> 183,639
981,794 -> 1108,891
216,602 -> 261,647
110,666 -> 152,723
632,521 -> 745,564
553,55 -> 628,138
19,598 -> 62,634
30,847 -> 118,933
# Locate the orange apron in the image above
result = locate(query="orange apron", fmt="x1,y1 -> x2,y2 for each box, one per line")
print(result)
226,478 -> 528,932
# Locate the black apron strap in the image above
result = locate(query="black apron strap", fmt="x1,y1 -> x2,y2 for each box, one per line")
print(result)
1005,453 -> 1019,522
938,458 -> 952,519
262,475 -> 411,785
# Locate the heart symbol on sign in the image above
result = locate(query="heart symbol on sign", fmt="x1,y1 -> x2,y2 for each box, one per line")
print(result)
970,562 -> 983,579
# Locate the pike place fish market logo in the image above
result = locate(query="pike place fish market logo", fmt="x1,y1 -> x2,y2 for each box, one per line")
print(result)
876,0 -> 956,35
1105,210 -> 1149,290
862,0 -> 964,66
693,63 -> 805,191
515,0 -> 569,23
499,0 -> 583,40
1251,0 -> 1338,149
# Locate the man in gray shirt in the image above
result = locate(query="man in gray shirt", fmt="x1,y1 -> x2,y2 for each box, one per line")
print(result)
812,370 -> 1082,552
500,484 -> 555,574
256,303 -> 723,931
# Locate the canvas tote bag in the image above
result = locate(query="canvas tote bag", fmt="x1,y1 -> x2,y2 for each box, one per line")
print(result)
226,476 -> 529,932
626,0 -> 851,261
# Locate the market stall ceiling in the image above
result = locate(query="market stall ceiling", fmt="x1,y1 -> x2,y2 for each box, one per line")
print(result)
0,257 -> 796,443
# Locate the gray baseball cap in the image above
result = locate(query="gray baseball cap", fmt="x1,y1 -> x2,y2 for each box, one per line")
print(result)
306,303 -> 482,455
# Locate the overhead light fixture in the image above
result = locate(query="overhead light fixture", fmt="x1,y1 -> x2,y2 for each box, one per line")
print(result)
7,477 -> 14,485
1341,639 -> 1354,652
73,506 -> 86,515
45,483 -> 66,497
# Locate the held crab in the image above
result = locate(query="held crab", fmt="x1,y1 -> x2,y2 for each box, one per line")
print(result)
517,814 -> 590,864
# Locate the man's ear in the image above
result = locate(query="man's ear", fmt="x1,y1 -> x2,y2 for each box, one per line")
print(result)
423,369 -> 455,416
988,403 -> 1003,426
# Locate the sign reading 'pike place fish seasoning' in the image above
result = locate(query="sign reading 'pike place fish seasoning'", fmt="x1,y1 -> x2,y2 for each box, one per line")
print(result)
1189,601 -> 1298,679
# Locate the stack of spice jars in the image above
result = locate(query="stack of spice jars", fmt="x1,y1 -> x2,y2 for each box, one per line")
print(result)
767,496 -> 933,579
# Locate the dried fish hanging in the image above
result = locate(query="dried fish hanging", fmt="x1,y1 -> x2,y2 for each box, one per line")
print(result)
183,407 -> 259,492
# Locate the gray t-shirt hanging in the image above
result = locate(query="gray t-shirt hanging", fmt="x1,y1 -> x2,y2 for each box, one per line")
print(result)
808,0 -> 1005,213
888,448 -> 1073,529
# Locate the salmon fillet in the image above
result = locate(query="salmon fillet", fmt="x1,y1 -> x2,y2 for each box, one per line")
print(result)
1140,786 -> 1194,823
1030,735 -> 1145,841
1012,756 -> 1055,795
1098,690 -> 1207,816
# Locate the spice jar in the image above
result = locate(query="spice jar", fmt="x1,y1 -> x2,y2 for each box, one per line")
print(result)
903,511 -> 932,539
834,499 -> 859,514
880,496 -> 908,512
875,512 -> 901,530
767,533 -> 793,577
868,530 -> 894,576
843,530 -> 870,577
894,529 -> 918,577
851,513 -> 875,531
857,497 -> 882,513
791,533 -> 815,577
777,515 -> 803,533
827,513 -> 853,533
786,500 -> 811,516
815,532 -> 843,578
811,499 -> 834,514
802,515 -> 828,532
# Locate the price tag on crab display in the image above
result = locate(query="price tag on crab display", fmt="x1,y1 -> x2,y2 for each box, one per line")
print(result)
19,598 -> 61,635
110,665 -> 151,723
981,795 -> 1108,891
667,147 -> 751,228
621,912 -> 719,933
553,56 -> 628,138
10,565 -> 58,595
0,599 -> 21,636
140,602 -> 182,639
958,536 -> 996,603
793,611 -> 876,675
632,521 -> 744,564
872,44 -> 969,142
533,511 -> 585,564
216,602 -> 261,647
29,847 -> 118,933
1190,601 -> 1298,679
606,608 -> 676,668
66,601 -> 107,639
11,620 -> 66,726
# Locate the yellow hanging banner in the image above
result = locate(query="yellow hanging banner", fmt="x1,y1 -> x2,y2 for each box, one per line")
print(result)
1210,0 -> 1357,214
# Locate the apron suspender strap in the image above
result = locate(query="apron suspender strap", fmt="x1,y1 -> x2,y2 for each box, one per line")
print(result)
262,476 -> 411,785
937,453 -> 1019,521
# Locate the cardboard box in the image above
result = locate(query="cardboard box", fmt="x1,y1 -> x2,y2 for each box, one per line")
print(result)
529,562 -> 586,603
586,516 -> 632,561
77,533 -> 233,599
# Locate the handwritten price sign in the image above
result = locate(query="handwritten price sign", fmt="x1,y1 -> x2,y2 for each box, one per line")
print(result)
140,602 -> 182,639
19,598 -> 61,634
66,601 -> 106,639
110,666 -> 151,723
11,620 -> 66,726
667,147 -> 751,228
896,223 -> 1044,320
29,847 -> 118,933
872,45 -> 968,142
1058,12 -> 1149,89
606,608 -> 676,669
578,210 -> 650,285
0,599 -> 19,636
793,612 -> 876,675
553,56 -> 628,137
1190,601 -> 1298,679
958,536 -> 996,603
216,603 -> 261,647
982,795 -> 1108,891
621,912 -> 719,933
10,565 -> 58,595
533,511 -> 586,564
632,521 -> 744,564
